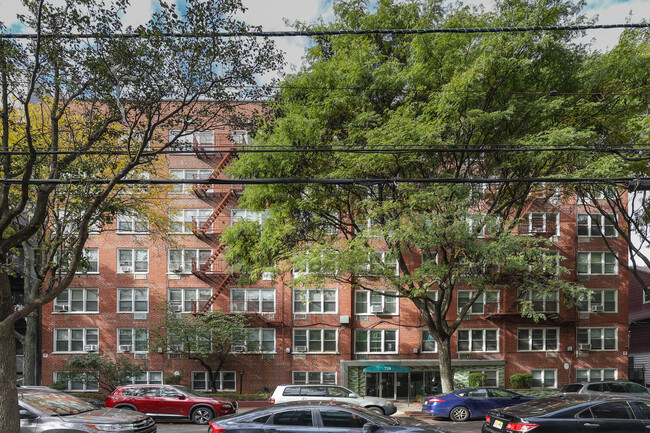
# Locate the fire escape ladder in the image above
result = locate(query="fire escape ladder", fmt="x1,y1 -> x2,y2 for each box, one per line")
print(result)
200,244 -> 226,273
198,274 -> 235,313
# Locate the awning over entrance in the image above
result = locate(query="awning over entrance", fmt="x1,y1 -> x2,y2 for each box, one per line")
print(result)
364,364 -> 410,373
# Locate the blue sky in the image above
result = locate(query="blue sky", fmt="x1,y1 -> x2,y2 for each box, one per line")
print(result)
2,0 -> 648,75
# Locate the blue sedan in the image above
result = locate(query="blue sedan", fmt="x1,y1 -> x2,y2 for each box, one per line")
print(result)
422,387 -> 536,421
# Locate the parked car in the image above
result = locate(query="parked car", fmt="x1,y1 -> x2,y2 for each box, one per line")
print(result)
558,381 -> 650,397
18,386 -> 156,433
207,400 -> 444,433
422,387 -> 536,421
104,384 -> 236,425
268,384 -> 397,415
483,394 -> 650,433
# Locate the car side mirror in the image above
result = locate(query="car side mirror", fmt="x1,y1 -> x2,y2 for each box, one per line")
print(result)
19,409 -> 37,420
176,394 -> 186,400
362,422 -> 380,432
351,393 -> 360,398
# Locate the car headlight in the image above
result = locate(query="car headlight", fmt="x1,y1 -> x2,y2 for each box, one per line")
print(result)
85,423 -> 134,431
386,401 -> 394,406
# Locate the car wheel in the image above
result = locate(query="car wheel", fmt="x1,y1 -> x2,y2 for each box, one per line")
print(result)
367,406 -> 385,415
191,407 -> 215,425
449,406 -> 470,422
115,405 -> 136,410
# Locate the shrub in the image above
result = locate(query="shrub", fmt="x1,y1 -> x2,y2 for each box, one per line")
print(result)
164,374 -> 182,385
510,373 -> 532,389
468,372 -> 487,387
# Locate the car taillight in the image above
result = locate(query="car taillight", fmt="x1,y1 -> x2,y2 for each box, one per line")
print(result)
485,414 -> 491,424
208,421 -> 226,433
427,398 -> 444,403
505,422 -> 539,432
269,398 -> 275,405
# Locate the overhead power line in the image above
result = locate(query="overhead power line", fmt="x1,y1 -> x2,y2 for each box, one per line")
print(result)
2,23 -> 649,39
0,176 -> 635,186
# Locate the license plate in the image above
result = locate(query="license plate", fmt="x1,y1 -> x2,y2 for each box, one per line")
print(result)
493,420 -> 504,429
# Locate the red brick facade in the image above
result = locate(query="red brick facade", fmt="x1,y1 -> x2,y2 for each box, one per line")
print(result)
40,125 -> 630,398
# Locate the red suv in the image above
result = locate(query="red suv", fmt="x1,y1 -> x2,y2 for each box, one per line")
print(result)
105,384 -> 236,425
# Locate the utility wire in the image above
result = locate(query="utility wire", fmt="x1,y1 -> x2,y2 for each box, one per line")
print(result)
2,23 -> 649,39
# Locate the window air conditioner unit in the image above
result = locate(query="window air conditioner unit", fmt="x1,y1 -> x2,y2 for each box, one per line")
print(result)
171,266 -> 183,273
294,345 -> 308,353
120,266 -> 132,273
134,353 -> 148,360
84,345 -> 98,352
54,305 -> 69,312
171,305 -> 183,312
370,305 -> 384,314
232,345 -> 246,352
168,353 -> 181,360
293,313 -> 307,320
169,345 -> 182,352
591,305 -> 604,312
119,345 -> 132,352
578,343 -> 591,351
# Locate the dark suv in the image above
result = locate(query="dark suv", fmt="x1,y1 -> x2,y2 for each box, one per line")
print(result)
105,384 -> 236,425
19,386 -> 156,433
558,381 -> 650,397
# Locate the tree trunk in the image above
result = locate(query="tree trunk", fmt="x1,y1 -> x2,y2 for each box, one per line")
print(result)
0,319 -> 20,432
22,242 -> 39,385
437,336 -> 454,393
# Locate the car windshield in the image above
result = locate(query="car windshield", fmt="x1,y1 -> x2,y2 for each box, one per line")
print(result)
20,392 -> 97,416
175,386 -> 204,397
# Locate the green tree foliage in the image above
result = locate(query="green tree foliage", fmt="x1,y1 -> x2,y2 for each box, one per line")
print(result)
149,308 -> 249,393
52,354 -> 146,394
0,0 -> 281,429
222,0 -> 609,392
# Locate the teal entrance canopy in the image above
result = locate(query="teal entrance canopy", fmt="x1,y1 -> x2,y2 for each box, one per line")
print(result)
365,364 -> 410,373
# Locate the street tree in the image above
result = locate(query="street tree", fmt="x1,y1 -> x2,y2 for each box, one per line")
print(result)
222,0 -> 611,393
52,354 -> 146,394
0,0 -> 282,429
149,308 -> 249,393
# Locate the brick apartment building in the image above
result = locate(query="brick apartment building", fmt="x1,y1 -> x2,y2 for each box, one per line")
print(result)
629,267 -> 650,387
39,121 -> 630,399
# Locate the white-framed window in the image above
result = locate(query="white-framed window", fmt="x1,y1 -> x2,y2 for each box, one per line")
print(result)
169,169 -> 213,193
576,368 -> 617,382
169,209 -> 212,234
80,248 -> 99,274
126,371 -> 163,385
294,329 -> 338,353
167,331 -> 212,353
231,288 -> 275,313
457,329 -> 498,352
292,250 -> 339,276
116,213 -> 149,234
117,248 -> 149,274
578,289 -> 618,313
231,209 -> 268,225
364,251 -> 399,276
421,330 -> 437,353
168,129 -> 214,151
54,288 -> 98,313
577,252 -> 617,275
192,371 -> 236,392
232,328 -> 275,353
354,329 -> 397,353
168,249 -> 212,274
532,369 -> 557,388
519,290 -> 559,313
577,327 -> 618,350
645,290 -> 650,304
517,328 -> 559,352
469,370 -> 498,387
117,328 -> 149,353
577,213 -> 617,237
293,289 -> 337,314
519,212 -> 560,236
54,328 -> 98,353
231,130 -> 249,145
168,288 -> 212,313
54,371 -> 98,391
355,290 -> 398,315
117,288 -> 149,313
458,290 -> 499,315
292,371 -> 337,385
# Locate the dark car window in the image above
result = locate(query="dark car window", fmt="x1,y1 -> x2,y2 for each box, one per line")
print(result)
320,410 -> 368,428
251,414 -> 272,424
630,401 -> 650,419
587,384 -> 602,392
328,387 -> 353,398
302,387 -> 327,397
467,389 -> 488,397
561,384 -> 584,393
273,410 -> 313,426
282,387 -> 301,396
590,402 -> 634,419
121,388 -> 139,396
605,383 -> 627,393
490,389 -> 515,398
626,383 -> 649,394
